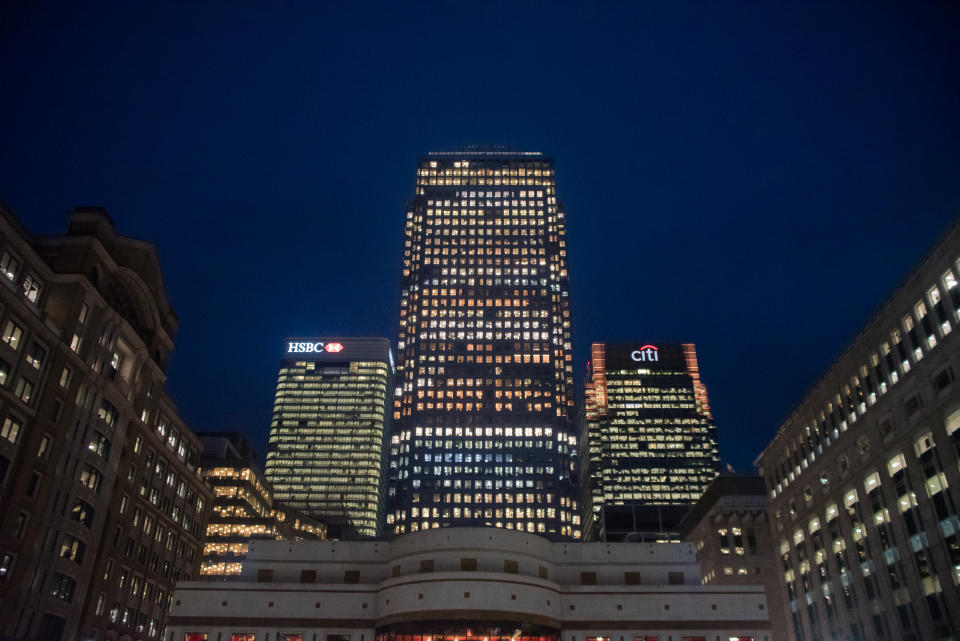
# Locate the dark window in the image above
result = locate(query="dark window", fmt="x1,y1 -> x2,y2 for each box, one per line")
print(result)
256,569 -> 273,583
905,395 -> 922,418
37,614 -> 65,641
13,512 -> 28,538
0,454 -> 9,485
391,564 -> 400,577
70,501 -> 94,528
539,565 -> 549,579
50,573 -> 76,602
624,571 -> 642,585
343,570 -> 360,584
879,419 -> 894,442
581,571 -> 597,585
460,558 -> 477,571
419,559 -> 434,573
300,570 -> 316,583
503,559 -> 519,574
26,472 -> 40,498
668,571 -> 685,585
935,369 -> 953,392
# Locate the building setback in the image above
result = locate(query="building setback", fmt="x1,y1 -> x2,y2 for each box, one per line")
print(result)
757,218 -> 960,641
390,149 -> 578,539
677,475 -> 792,641
265,338 -> 392,538
579,342 -> 720,541
167,528 -> 771,641
0,205 -> 213,641
196,432 -> 325,579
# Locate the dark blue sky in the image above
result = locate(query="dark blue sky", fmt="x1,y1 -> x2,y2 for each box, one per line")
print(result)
1,2 -> 959,472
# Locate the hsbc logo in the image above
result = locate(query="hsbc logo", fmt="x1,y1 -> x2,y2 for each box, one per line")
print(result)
631,345 -> 659,362
287,341 -> 344,354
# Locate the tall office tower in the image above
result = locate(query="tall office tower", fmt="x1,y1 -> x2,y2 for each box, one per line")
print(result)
579,342 -> 720,541
196,432 -> 325,578
0,205 -> 212,641
757,220 -> 960,641
265,338 -> 392,539
389,149 -> 578,539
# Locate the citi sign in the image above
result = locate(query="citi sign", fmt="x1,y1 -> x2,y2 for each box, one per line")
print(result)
287,341 -> 344,354
631,344 -> 659,362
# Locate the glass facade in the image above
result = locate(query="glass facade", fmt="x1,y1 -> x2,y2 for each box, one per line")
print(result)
580,343 -> 720,540
197,434 -> 325,578
265,338 -> 392,538
390,149 -> 578,539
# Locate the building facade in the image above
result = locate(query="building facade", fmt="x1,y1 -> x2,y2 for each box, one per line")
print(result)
167,527 -> 770,641
757,219 -> 960,641
677,475 -> 792,641
390,149 -> 578,539
0,205 -> 213,641
579,343 -> 719,541
196,432 -> 324,578
265,338 -> 392,538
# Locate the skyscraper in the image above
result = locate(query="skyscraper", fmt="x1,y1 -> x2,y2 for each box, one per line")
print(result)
579,342 -> 720,541
265,338 -> 392,538
389,149 -> 578,539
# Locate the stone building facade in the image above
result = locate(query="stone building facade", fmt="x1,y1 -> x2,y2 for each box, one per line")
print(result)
677,475 -> 792,641
757,218 -> 960,641
0,205 -> 213,641
168,527 -> 770,641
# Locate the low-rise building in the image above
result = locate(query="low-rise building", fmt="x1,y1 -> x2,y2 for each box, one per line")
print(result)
168,527 -> 770,641
677,475 -> 791,641
196,432 -> 325,578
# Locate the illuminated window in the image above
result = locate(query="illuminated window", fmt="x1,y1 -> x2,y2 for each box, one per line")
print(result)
0,251 -> 20,282
1,320 -> 23,350
22,273 -> 42,303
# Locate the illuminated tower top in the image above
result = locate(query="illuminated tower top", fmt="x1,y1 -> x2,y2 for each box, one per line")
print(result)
265,337 -> 393,538
579,342 -> 720,541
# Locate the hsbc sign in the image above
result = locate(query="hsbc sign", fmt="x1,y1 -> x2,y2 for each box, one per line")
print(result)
287,341 -> 344,354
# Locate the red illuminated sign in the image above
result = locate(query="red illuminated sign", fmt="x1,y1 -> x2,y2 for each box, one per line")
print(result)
324,342 -> 344,353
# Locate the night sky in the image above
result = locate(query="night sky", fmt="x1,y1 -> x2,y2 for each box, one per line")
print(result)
1,2 -> 959,473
